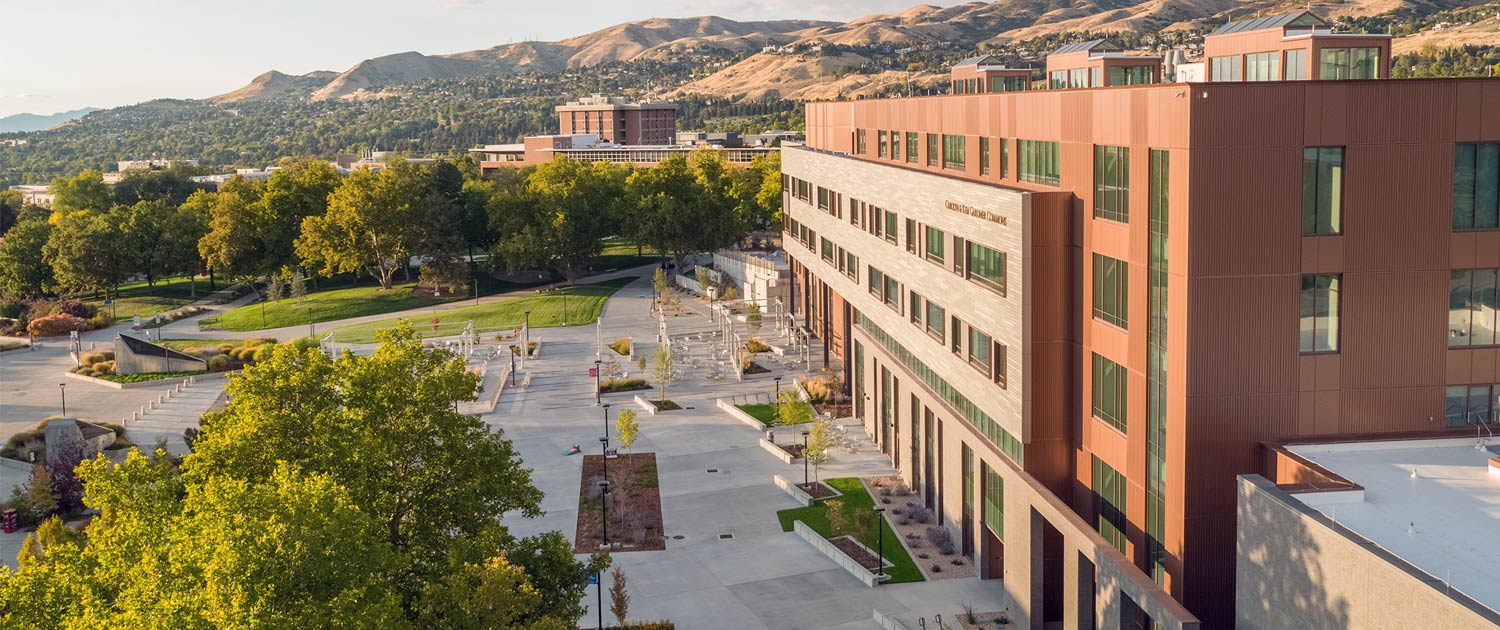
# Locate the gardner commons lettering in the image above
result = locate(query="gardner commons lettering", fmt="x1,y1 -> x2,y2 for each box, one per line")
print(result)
945,200 -> 1007,225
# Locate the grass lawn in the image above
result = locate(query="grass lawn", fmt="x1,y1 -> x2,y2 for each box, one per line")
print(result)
154,338 -> 265,351
329,277 -> 637,344
776,477 -> 924,584
200,282 -> 448,332
591,237 -> 659,274
739,404 -> 777,426
84,275 -> 219,322
97,370 -> 207,384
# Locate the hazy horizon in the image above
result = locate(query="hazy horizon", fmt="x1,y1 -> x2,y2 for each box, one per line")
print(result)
0,0 -> 941,118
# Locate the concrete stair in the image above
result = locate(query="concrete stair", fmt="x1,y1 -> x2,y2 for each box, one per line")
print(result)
123,381 -> 226,455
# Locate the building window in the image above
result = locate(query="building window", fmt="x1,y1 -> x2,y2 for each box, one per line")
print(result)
820,237 -> 834,262
1284,49 -> 1307,80
983,463 -> 1003,538
1094,145 -> 1129,222
1092,456 -> 1127,554
924,225 -> 946,265
1445,384 -> 1499,427
999,138 -> 1009,179
890,131 -> 901,161
980,137 -> 990,175
1450,269 -> 1500,348
856,129 -> 868,155
868,267 -> 883,298
943,135 -> 967,171
906,133 -> 919,163
910,292 -> 925,327
1320,47 -> 1380,80
991,75 -> 1027,92
1069,68 -> 1088,88
1109,66 -> 1155,85
1300,274 -> 1341,353
905,218 -> 918,254
1302,147 -> 1344,235
1245,52 -> 1281,81
1454,143 -> 1500,230
962,445 -> 974,556
884,274 -> 901,312
950,316 -> 963,354
927,134 -> 939,167
1092,353 -> 1127,432
1050,70 -> 1066,89
965,241 -> 1007,295
967,326 -> 992,375
1093,254 -> 1128,329
925,299 -> 944,341
884,210 -> 898,244
817,186 -> 830,210
1211,55 -> 1242,82
878,131 -> 888,158
1090,67 -> 1102,88
1018,140 -> 1060,185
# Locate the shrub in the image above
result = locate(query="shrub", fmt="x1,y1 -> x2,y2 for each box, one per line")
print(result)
746,339 -> 771,354
0,302 -> 22,319
252,344 -> 275,363
26,314 -> 86,337
926,526 -> 954,555
608,337 -> 631,356
87,313 -> 113,330
94,361 -> 115,375
288,337 -> 319,351
207,355 -> 230,371
599,378 -> 649,393
244,337 -> 276,348
930,564 -> 942,574
81,352 -> 106,366
907,504 -> 933,524
216,343 -> 236,354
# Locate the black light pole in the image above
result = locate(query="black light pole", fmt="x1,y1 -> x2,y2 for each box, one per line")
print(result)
473,278 -> 480,307
602,403 -> 611,448
509,348 -> 516,386
596,571 -> 604,630
802,430 -> 810,485
595,360 -> 603,405
523,310 -> 531,355
599,477 -> 611,549
774,376 -> 783,402
874,506 -> 887,579
58,383 -> 67,417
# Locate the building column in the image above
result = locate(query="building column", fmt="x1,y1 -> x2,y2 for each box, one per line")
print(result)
1004,502 -> 1046,630
1064,547 -> 1096,630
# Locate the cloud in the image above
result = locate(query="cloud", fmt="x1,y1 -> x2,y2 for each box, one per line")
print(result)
429,0 -> 487,7
661,0 -> 932,21
0,93 -> 51,100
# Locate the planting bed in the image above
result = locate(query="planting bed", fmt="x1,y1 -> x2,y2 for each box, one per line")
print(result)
830,536 -> 887,572
741,361 -> 770,375
649,399 -> 681,411
575,453 -> 665,553
867,476 -> 975,580
798,481 -> 838,500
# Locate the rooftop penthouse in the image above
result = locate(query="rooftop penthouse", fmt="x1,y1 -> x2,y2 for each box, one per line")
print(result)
471,133 -> 776,175
1204,10 -> 1392,82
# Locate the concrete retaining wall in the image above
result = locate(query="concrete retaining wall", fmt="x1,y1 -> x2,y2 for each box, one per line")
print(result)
633,394 -> 658,416
792,520 -> 880,588
773,474 -> 814,507
759,437 -> 795,464
717,398 -> 770,431
64,370 -> 226,390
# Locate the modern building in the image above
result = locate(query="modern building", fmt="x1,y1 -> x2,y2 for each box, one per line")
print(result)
1046,40 -> 1160,89
7,184 -> 52,207
557,94 -> 678,146
1237,437 -> 1500,629
949,55 -> 1033,94
1203,10 -> 1391,82
471,134 -> 777,175
780,14 -> 1500,628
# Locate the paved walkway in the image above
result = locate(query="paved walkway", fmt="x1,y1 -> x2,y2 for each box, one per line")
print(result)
123,379 -> 227,456
487,275 -> 1008,629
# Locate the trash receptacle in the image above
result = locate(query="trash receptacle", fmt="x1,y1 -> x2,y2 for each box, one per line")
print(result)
3,509 -> 17,534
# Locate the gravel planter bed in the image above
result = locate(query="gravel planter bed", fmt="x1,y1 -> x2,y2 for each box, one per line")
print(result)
866,476 -> 975,581
798,481 -> 838,500
575,453 -> 665,553
830,535 -> 889,573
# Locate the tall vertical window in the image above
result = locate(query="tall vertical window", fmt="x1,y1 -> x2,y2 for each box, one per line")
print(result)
927,134 -> 939,167
884,210 -> 898,244
1093,254 -> 1128,328
1302,147 -> 1344,235
1092,353 -> 1127,432
906,133 -> 919,163
1300,274 -> 1341,353
1450,269 -> 1500,348
979,137 -> 991,175
1454,143 -> 1500,230
1211,56 -> 1242,82
820,237 -> 834,262
1050,70 -> 1067,89
1320,47 -> 1380,80
962,444 -> 974,556
1245,52 -> 1281,81
1094,145 -> 1130,222
1018,140 -> 1060,185
965,241 -> 1007,295
1145,149 -> 1169,585
1069,68 -> 1088,88
910,292 -> 925,327
904,219 -> 917,254
983,463 -> 1003,538
1092,456 -> 1127,554
877,131 -> 888,158
1284,49 -> 1307,80
856,129 -> 868,155
999,138 -> 1009,179
925,299 -> 944,341
924,225 -> 946,265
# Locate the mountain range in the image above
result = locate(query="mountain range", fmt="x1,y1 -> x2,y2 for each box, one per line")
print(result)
0,108 -> 102,133
209,0 -> 1500,104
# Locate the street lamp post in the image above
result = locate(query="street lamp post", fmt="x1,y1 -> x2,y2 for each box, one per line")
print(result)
602,403 -> 611,447
802,430 -> 810,486
509,348 -> 516,386
599,479 -> 611,549
58,383 -> 67,417
874,507 -> 887,580
596,572 -> 605,630
473,279 -> 480,307
774,376 -> 782,402
307,306 -> 314,339
595,360 -> 603,405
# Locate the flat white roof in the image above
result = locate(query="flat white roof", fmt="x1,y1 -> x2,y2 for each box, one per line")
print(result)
1286,437 -> 1500,611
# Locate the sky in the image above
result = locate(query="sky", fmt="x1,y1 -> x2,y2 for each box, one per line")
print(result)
0,0 -> 935,118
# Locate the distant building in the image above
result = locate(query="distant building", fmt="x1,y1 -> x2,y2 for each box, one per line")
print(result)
1045,39 -> 1160,89
557,95 -> 678,146
8,184 -> 52,207
949,55 -> 1033,94
107,159 -> 202,184
471,133 -> 777,175
190,167 -> 278,189
1237,437 -> 1500,628
346,151 -> 437,172
1204,10 -> 1391,82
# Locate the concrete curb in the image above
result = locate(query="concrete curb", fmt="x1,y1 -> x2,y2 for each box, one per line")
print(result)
63,370 -> 229,390
633,394 -> 658,416
759,437 -> 795,464
716,398 -> 770,431
791,520 -> 886,588
773,474 -> 842,507
872,608 -> 912,630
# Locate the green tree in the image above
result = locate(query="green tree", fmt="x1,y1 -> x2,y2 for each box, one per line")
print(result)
416,553 -> 571,630
115,200 -> 176,287
651,345 -> 674,403
747,301 -> 763,333
504,531 -> 608,626
197,176 -> 270,290
48,169 -> 111,214
609,565 -> 630,628
623,156 -> 703,265
748,152 -> 783,230
0,189 -> 21,236
804,417 -> 836,482
492,158 -> 627,282
112,165 -> 208,207
0,219 -> 54,297
773,388 -> 812,428
297,162 -> 417,289
44,210 -> 126,294
614,410 -> 639,454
